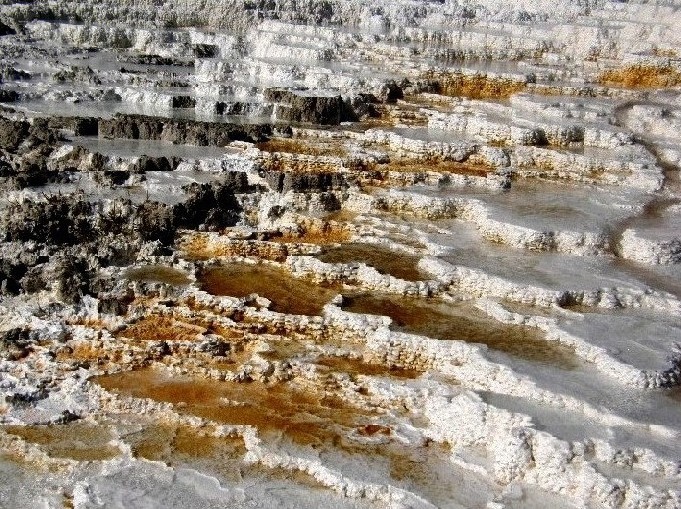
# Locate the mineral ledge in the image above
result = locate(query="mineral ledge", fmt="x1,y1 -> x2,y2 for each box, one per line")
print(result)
0,1 -> 680,508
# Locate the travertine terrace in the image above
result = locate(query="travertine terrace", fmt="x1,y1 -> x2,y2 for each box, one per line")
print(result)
0,1 -> 681,507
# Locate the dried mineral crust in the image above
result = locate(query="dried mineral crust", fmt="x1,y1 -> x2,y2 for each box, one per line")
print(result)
0,1 -> 681,508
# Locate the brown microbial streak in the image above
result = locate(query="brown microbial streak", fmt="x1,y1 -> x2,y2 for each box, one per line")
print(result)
124,424 -> 245,464
198,263 -> 337,315
123,265 -> 191,286
651,48 -> 678,58
94,368 -> 378,447
180,235 -> 291,262
315,356 -> 422,380
123,423 -> 324,487
3,424 -> 120,461
598,65 -> 681,88
64,318 -> 109,329
375,103 -> 430,127
116,315 -> 205,342
317,243 -> 425,281
354,119 -> 399,131
55,339 -> 132,366
270,226 -> 353,245
342,294 -> 579,369
376,158 -> 491,177
63,494 -> 75,509
55,343 -> 92,362
266,215 -> 355,245
424,72 -> 527,99
256,138 -> 348,157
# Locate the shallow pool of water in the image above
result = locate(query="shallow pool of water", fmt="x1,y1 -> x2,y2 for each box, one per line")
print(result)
124,265 -> 191,286
315,355 -> 422,380
3,423 -> 119,461
317,243 -> 425,281
95,368 -> 378,446
342,293 -> 578,369
199,263 -> 337,315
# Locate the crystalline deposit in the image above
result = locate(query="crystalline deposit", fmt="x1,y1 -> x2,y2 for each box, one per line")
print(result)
0,0 -> 681,508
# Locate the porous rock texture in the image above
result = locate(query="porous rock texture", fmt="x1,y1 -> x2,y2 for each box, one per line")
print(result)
0,1 -> 681,508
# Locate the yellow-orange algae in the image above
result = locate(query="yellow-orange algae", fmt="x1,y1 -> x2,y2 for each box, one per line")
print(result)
256,138 -> 348,158
95,368 -> 379,447
3,423 -> 120,462
199,263 -> 337,315
424,72 -> 527,99
343,293 -> 579,369
598,65 -> 681,88
116,315 -> 205,342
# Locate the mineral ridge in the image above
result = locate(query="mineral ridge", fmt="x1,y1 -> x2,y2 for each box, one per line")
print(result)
0,1 -> 680,508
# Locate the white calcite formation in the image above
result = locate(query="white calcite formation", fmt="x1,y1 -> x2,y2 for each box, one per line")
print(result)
0,1 -> 681,508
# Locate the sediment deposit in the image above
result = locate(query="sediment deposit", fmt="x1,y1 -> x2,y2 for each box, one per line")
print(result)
1,1 -> 681,507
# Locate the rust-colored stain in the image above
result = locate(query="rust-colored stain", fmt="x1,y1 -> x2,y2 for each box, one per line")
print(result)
375,158 -> 491,177
342,293 -> 579,369
199,263 -> 337,315
323,209 -> 358,223
424,72 -> 527,99
56,342 -> 109,363
317,242 -> 425,281
3,423 -> 120,462
256,138 -> 347,158
95,368 -> 379,447
357,424 -> 392,436
598,65 -> 681,88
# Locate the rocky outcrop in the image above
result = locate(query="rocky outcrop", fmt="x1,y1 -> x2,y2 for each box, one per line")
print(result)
0,22 -> 15,37
99,114 -> 278,145
262,170 -> 347,193
265,88 -> 345,125
173,181 -> 245,230
0,117 -> 30,151
1,1 -> 681,509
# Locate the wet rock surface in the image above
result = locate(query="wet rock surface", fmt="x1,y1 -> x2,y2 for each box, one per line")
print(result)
1,1 -> 681,508
99,114 -> 277,145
